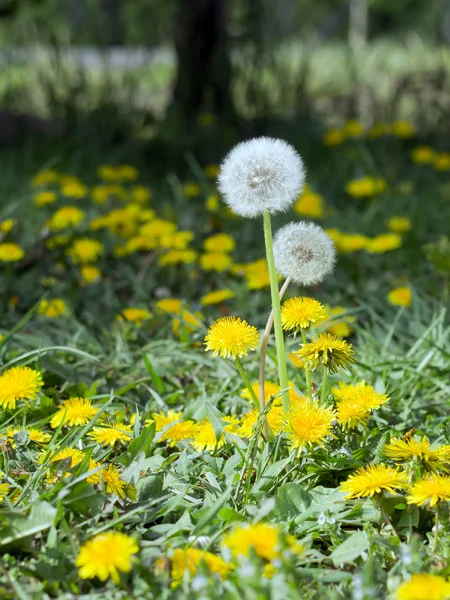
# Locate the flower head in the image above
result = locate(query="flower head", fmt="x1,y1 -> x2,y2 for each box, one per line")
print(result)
341,464 -> 408,499
385,437 -> 450,472
204,316 -> 259,359
46,206 -> 85,230
81,265 -> 101,284
200,252 -> 232,272
67,238 -> 103,264
88,424 -> 133,447
7,427 -> 51,445
159,420 -> 198,446
76,532 -> 138,584
200,289 -> 235,306
396,574 -> 450,600
51,397 -> 99,428
0,483 -> 10,502
0,243 -> 24,262
0,366 -> 43,409
170,548 -> 232,587
146,409 -> 183,431
281,297 -> 328,331
296,334 -> 355,373
218,137 -> 305,218
101,464 -> 127,498
407,474 -> 450,508
388,287 -> 412,307
336,401 -> 371,429
223,523 -> 301,561
273,221 -> 335,285
346,177 -> 386,198
294,189 -> 325,219
38,298 -> 68,318
117,307 -> 152,326
34,191 -> 57,207
190,417 -> 238,452
332,382 -> 388,410
204,233 -> 235,253
286,399 -> 335,451
388,217 -> 411,234
367,233 -> 402,254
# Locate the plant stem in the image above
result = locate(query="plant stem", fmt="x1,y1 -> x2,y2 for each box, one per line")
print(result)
432,507 -> 439,554
376,497 -> 401,540
301,330 -> 313,400
263,210 -> 290,413
320,368 -> 329,404
235,357 -> 259,409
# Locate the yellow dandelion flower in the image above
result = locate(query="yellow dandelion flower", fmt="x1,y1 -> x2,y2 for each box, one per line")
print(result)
88,424 -> 133,447
340,464 -> 408,499
200,252 -> 233,272
0,218 -> 16,234
61,181 -> 88,199
223,523 -> 302,561
407,474 -> 450,508
7,427 -> 51,445
34,191 -> 57,207
101,464 -> 127,498
81,265 -> 101,284
76,531 -> 138,584
0,243 -> 24,262
331,382 -> 388,411
237,405 -> 286,438
159,421 -> 198,446
344,119 -> 364,138
368,123 -> 391,138
281,297 -> 328,332
159,249 -> 197,266
392,120 -> 414,138
434,152 -> 450,171
385,437 -> 450,472
367,233 -> 402,254
170,548 -> 231,587
190,416 -> 238,452
246,269 -> 271,289
295,333 -> 355,373
323,128 -> 345,146
47,448 -> 85,480
396,573 -> 450,600
319,305 -> 356,338
200,289 -> 235,306
0,482 -> 10,502
50,397 -> 99,428
172,309 -> 202,335
286,400 -> 335,452
204,316 -> 260,359
37,298 -> 68,318
86,458 -> 103,485
388,286 -> 412,307
387,216 -> 411,234
346,177 -> 386,198
0,366 -> 43,410
159,231 -> 194,250
204,164 -> 220,178
294,191 -> 325,219
337,233 -> 370,253
206,194 -> 219,212
46,206 -> 85,230
155,298 -> 183,315
204,233 -> 235,253
336,401 -> 371,430
117,164 -> 138,181
67,238 -> 103,264
410,146 -> 435,165
183,183 -> 200,197
32,169 -> 59,186
117,307 -> 152,327
130,185 -> 151,204
146,409 -> 183,431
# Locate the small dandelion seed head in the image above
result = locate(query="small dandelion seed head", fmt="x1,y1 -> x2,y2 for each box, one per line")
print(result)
273,221 -> 336,285
218,137 -> 305,218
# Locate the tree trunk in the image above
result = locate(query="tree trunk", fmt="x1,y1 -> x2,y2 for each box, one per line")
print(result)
172,0 -> 233,121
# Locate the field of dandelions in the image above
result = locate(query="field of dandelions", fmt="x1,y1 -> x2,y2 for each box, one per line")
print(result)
0,120 -> 449,600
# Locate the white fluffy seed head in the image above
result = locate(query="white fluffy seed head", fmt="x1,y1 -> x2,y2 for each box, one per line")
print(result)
218,137 -> 305,218
273,221 -> 336,286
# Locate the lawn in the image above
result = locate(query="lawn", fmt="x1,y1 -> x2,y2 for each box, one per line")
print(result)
0,117 -> 449,599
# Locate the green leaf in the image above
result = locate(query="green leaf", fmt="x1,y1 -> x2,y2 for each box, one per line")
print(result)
330,531 -> 370,566
143,354 -> 165,393
0,501 -> 57,547
116,422 -> 155,466
276,483 -> 312,520
193,487 -> 231,535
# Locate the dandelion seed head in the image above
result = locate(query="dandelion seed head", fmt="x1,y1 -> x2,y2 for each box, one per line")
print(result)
218,137 -> 305,218
273,221 -> 336,285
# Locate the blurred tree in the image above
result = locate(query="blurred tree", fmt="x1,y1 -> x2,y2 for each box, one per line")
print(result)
172,0 -> 234,121
349,0 -> 367,51
98,0 -> 123,45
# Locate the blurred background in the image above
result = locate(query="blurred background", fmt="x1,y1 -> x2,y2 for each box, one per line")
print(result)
0,0 -> 448,170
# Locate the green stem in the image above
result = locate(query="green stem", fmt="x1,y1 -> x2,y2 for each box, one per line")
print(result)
320,368 -> 329,404
263,210 -> 289,413
301,330 -> 313,400
235,357 -> 259,409
432,506 -> 439,554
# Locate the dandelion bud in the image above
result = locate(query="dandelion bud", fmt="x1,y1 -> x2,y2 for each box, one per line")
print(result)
218,137 -> 305,218
273,221 -> 336,285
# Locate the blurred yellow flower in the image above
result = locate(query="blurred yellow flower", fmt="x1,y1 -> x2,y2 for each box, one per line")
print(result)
323,128 -> 345,146
88,424 -> 133,447
169,548 -> 231,587
344,120 -> 364,138
130,185 -> 151,204
76,532 -> 138,584
200,289 -> 235,305
223,523 -> 302,561
411,146 -> 435,164
38,298 -> 68,318
396,574 -> 450,600
205,194 -> 219,212
7,427 -> 51,445
0,366 -> 43,410
388,286 -> 412,307
434,152 -> 450,171
159,420 -> 198,446
368,123 -> 391,138
34,191 -> 57,207
391,121 -> 414,138
0,242 -> 24,262
118,307 -> 152,326
61,181 -> 88,199
68,238 -> 103,264
118,165 -> 139,181
80,265 -> 101,284
200,252 -> 232,272
204,233 -> 235,253
387,216 -> 411,234
32,169 -> 59,186
183,183 -> 200,197
366,233 -> 402,253
337,233 -> 370,253
159,249 -> 197,266
346,177 -> 387,198
204,164 -> 220,178
46,206 -> 85,230
146,409 -> 182,431
294,190 -> 325,219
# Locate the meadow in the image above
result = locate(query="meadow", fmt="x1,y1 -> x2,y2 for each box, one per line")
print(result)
0,111 -> 449,600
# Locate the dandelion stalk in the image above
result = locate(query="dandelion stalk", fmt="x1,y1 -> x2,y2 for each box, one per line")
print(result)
301,330 -> 313,400
235,357 -> 259,408
263,210 -> 290,413
432,507 -> 439,554
320,368 -> 329,404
